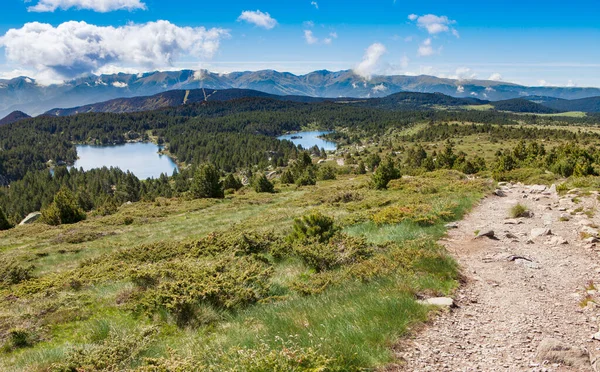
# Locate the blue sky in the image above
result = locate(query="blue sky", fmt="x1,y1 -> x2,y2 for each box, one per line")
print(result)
0,0 -> 599,87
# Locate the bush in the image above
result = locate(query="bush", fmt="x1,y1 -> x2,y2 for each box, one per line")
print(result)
191,164 -> 224,199
2,329 -> 33,351
295,170 -> 317,186
253,175 -> 275,193
280,169 -> 295,184
317,165 -> 337,181
372,158 -> 401,190
510,203 -> 529,218
222,173 -> 243,191
0,261 -> 34,286
293,233 -> 373,272
41,188 -> 86,226
289,212 -> 337,243
0,206 -> 12,231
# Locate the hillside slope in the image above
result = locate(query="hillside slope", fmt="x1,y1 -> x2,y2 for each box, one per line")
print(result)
0,110 -> 31,125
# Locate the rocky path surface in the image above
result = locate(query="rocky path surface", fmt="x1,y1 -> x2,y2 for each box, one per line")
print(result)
396,183 -> 600,371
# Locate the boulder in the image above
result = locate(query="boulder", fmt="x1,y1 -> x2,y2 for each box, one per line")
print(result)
529,185 -> 547,194
417,297 -> 454,307
445,222 -> 459,229
577,219 -> 595,227
536,338 -> 590,368
475,230 -> 496,239
580,226 -> 598,237
531,228 -> 552,239
19,212 -> 41,225
493,189 -> 507,197
548,236 -> 568,245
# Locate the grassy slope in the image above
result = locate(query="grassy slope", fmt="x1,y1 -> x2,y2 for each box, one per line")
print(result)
0,172 -> 489,371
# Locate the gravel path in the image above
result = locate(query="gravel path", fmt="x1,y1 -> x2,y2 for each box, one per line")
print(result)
395,183 -> 600,371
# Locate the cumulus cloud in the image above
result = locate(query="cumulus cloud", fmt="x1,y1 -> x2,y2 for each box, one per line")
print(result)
323,32 -> 338,45
454,67 -> 476,80
417,38 -> 435,57
372,84 -> 388,93
488,73 -> 503,81
456,85 -> 465,93
304,30 -> 318,44
238,10 -> 277,30
304,30 -> 337,45
0,21 -> 229,78
311,1 -> 318,9
112,81 -> 127,88
409,14 -> 459,38
27,0 -> 146,12
567,79 -> 577,87
354,42 -> 386,79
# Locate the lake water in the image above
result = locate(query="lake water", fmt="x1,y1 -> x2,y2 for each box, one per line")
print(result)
277,131 -> 337,151
73,143 -> 178,180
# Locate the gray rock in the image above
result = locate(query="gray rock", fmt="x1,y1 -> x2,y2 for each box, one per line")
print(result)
577,219 -> 596,227
536,338 -> 590,368
445,222 -> 459,229
567,188 -> 581,195
506,232 -> 519,240
19,212 -> 41,225
531,228 -> 552,239
559,213 -> 571,221
583,237 -> 600,244
548,236 -> 568,245
504,219 -> 523,225
475,230 -> 495,239
580,226 -> 598,237
417,297 -> 454,307
529,185 -> 547,194
515,258 -> 541,269
493,189 -> 507,197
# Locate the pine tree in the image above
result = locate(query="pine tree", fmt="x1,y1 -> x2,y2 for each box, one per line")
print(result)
253,174 -> 275,193
0,206 -> 13,231
372,157 -> 401,190
42,188 -> 87,225
223,173 -> 243,191
191,164 -> 224,199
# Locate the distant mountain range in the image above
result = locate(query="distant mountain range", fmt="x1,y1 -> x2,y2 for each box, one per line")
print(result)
2,69 -> 600,118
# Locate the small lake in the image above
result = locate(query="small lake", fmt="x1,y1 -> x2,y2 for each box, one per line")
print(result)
277,131 -> 337,151
73,142 -> 178,180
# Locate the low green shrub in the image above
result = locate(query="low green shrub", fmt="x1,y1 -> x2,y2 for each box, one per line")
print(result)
289,212 -> 337,243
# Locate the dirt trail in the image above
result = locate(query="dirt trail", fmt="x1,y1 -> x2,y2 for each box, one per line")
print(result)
396,183 -> 600,371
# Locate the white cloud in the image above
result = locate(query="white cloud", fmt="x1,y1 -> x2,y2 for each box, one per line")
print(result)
456,85 -> 465,93
417,38 -> 435,57
567,79 -> 577,87
323,32 -> 338,45
485,86 -> 495,92
304,30 -> 318,45
404,36 -> 413,42
311,1 -> 318,9
454,67 -> 476,80
538,79 -> 554,87
354,42 -> 386,79
27,0 -> 146,12
238,10 -> 277,30
409,14 -> 459,38
400,55 -> 410,68
488,73 -> 503,81
112,81 -> 127,88
304,30 -> 337,45
372,84 -> 388,93
0,21 -> 229,79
